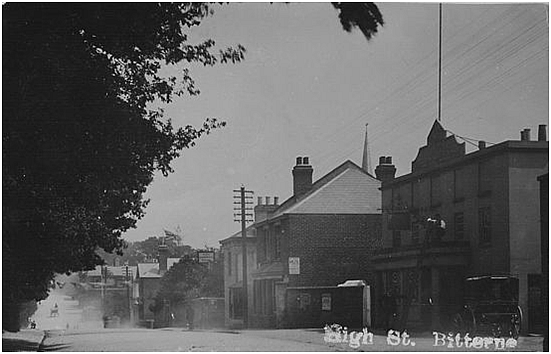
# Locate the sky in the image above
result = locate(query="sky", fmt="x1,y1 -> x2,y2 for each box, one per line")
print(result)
122,2 -> 549,248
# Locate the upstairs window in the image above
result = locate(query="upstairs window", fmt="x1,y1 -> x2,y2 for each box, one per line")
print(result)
392,230 -> 401,248
478,207 -> 491,244
227,251 -> 232,275
412,223 -> 420,244
274,225 -> 281,260
454,212 -> 465,240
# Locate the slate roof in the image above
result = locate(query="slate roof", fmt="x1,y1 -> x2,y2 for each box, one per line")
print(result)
137,258 -> 182,279
270,160 -> 381,219
137,263 -> 160,279
219,225 -> 256,244
86,265 -> 138,280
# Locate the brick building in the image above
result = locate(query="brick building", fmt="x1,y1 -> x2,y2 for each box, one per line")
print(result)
219,226 -> 256,328
250,157 -> 382,328
372,120 -> 548,333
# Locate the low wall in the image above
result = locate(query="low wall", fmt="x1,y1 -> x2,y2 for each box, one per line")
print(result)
284,286 -> 369,330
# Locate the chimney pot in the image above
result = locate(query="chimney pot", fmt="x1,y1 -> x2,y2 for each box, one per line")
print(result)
523,128 -> 531,141
538,124 -> 547,141
478,141 -> 486,149
257,196 -> 262,205
386,156 -> 393,164
265,196 -> 271,205
296,157 -> 303,165
274,196 -> 279,205
379,156 -> 386,165
303,157 -> 309,165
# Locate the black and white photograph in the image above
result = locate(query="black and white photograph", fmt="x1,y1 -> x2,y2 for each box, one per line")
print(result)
2,1 -> 548,352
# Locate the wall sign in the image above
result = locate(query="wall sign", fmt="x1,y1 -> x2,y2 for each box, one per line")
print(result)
198,251 -> 215,263
288,257 -> 300,274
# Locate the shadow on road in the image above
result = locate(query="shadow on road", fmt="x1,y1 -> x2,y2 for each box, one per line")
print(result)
3,338 -> 41,352
38,343 -> 71,352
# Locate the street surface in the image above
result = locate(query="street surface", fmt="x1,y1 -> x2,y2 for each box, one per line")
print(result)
40,327 -> 543,352
32,276 -> 103,332
29,278 -> 544,351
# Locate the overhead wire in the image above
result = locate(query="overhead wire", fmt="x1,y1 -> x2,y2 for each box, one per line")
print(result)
254,5 -> 547,194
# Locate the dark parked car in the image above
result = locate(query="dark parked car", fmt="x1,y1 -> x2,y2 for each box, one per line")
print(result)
452,275 -> 522,338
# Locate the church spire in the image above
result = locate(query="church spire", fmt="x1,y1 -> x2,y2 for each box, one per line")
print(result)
362,123 -> 372,174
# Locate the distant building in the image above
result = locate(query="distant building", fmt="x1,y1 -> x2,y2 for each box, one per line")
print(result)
80,265 -> 137,321
135,244 -> 183,323
219,226 -> 256,328
372,121 -> 548,333
250,157 -> 382,328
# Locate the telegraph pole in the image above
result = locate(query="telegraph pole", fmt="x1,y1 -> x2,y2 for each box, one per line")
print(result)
233,186 -> 254,327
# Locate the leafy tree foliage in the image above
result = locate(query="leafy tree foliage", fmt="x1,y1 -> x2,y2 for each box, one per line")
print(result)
153,257 -> 223,311
96,237 -> 194,266
2,3 -> 244,325
332,3 -> 384,41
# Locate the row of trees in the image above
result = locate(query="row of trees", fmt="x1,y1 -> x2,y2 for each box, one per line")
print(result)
3,3 -> 383,331
96,236 -> 194,266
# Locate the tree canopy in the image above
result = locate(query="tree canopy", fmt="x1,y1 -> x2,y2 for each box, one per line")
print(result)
2,3 -> 244,313
2,2 -> 382,330
153,257 -> 223,310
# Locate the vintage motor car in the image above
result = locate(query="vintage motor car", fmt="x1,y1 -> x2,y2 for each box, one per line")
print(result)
452,275 -> 522,338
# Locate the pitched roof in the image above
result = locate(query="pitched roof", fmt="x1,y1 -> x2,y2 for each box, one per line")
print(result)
86,265 -> 138,280
137,263 -> 160,278
219,225 -> 256,244
270,160 -> 381,218
137,258 -> 182,279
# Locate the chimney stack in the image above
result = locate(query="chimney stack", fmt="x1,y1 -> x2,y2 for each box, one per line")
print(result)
158,243 -> 169,275
478,140 -> 486,150
292,156 -> 313,197
375,156 -> 397,183
538,124 -> 547,141
254,196 -> 279,223
521,128 -> 531,141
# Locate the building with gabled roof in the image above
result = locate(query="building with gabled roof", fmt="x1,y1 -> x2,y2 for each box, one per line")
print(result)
250,156 -> 382,328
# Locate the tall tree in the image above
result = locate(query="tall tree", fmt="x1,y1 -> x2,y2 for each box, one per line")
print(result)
154,257 -> 223,308
2,3 -> 244,330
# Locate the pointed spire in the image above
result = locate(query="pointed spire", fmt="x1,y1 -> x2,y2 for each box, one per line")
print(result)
362,123 -> 372,174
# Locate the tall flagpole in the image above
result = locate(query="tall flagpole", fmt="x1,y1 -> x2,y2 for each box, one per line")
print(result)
438,3 -> 443,121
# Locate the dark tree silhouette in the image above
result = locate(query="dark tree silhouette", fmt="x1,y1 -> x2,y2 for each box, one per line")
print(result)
2,3 -> 243,331
154,258 -> 223,307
